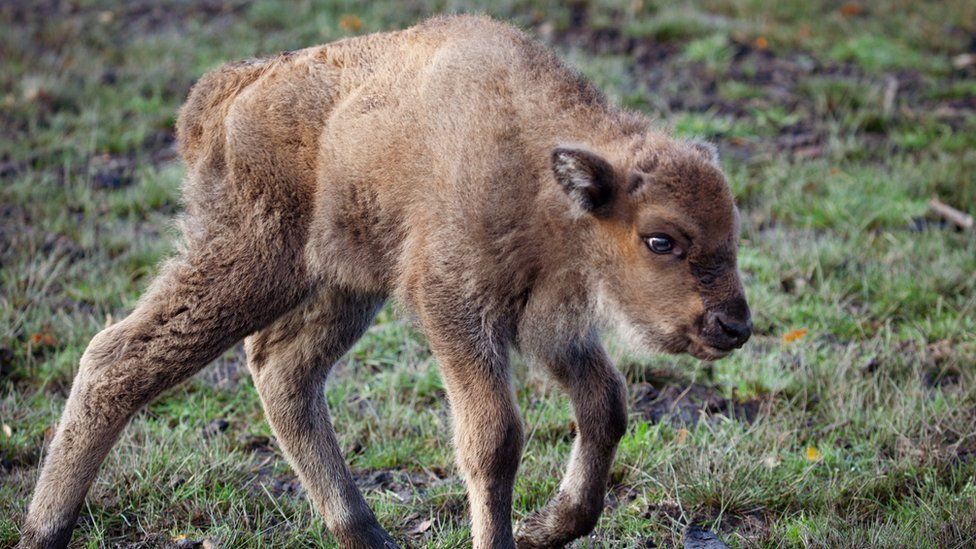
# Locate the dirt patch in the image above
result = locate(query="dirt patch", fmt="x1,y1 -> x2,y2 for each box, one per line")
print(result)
195,344 -> 247,389
543,17 -> 974,159
921,339 -> 964,388
352,467 -> 457,503
645,499 -> 684,523
632,381 -> 768,426
638,501 -> 771,547
245,438 -> 458,506
243,442 -> 461,541
716,509 -> 772,546
605,480 -> 642,514
1,0 -> 247,45
0,346 -> 15,380
861,339 -> 972,389
87,153 -> 138,189
0,445 -> 40,474
0,134 -> 178,184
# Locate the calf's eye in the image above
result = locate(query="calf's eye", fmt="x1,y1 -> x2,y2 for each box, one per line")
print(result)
646,235 -> 674,254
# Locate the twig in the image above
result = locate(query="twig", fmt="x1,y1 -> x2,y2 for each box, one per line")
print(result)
928,198 -> 973,230
952,53 -> 976,69
883,76 -> 899,117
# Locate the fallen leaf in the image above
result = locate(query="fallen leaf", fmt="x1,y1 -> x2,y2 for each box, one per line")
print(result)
44,424 -> 56,445
21,76 -> 50,104
794,145 -> 824,160
2,424 -> 11,438
797,24 -> 811,41
339,14 -> 363,32
896,435 -> 923,460
839,3 -> 863,16
676,427 -> 689,444
753,36 -> 768,50
30,332 -> 57,347
783,328 -> 808,344
408,519 -> 433,535
806,445 -> 823,462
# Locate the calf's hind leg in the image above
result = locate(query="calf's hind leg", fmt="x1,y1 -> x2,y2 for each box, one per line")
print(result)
20,239 -> 307,548
245,287 -> 397,548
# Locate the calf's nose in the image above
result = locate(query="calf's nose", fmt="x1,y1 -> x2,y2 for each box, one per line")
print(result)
710,310 -> 752,349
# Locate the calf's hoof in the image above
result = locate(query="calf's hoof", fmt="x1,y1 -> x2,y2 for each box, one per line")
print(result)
17,524 -> 75,549
515,493 -> 603,549
334,521 -> 399,548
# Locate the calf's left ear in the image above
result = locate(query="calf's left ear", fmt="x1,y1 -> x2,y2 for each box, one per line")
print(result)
551,146 -> 616,214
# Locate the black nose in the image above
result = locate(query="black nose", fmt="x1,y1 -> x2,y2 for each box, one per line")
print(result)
710,311 -> 752,349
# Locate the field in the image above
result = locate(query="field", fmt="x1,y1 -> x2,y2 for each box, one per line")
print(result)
2,0 -> 975,547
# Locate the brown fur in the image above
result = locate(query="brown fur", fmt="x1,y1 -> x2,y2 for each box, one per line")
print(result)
20,15 -> 750,549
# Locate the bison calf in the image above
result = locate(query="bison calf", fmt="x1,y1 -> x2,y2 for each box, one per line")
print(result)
21,15 -> 751,549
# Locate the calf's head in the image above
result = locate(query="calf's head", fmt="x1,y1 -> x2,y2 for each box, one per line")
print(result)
552,139 -> 751,360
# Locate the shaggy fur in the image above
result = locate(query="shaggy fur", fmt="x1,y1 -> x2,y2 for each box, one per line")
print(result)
20,15 -> 751,549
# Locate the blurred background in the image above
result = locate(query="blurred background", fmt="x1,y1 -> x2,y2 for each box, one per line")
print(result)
1,1 -> 975,547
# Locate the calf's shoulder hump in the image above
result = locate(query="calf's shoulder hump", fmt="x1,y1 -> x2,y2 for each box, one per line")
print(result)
175,58 -> 277,166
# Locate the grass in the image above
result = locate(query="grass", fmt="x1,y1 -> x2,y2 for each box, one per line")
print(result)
2,0 -> 975,547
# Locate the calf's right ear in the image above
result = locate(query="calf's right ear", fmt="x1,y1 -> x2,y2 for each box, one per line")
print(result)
551,146 -> 615,214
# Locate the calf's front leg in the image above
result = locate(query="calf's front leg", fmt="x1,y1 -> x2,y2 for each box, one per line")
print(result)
443,354 -> 524,548
424,328 -> 524,548
516,340 -> 628,548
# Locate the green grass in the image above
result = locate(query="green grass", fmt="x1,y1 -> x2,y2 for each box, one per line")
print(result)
2,0 -> 975,547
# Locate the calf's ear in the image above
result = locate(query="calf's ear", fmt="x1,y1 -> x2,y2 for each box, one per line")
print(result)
689,139 -> 720,165
551,146 -> 616,214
